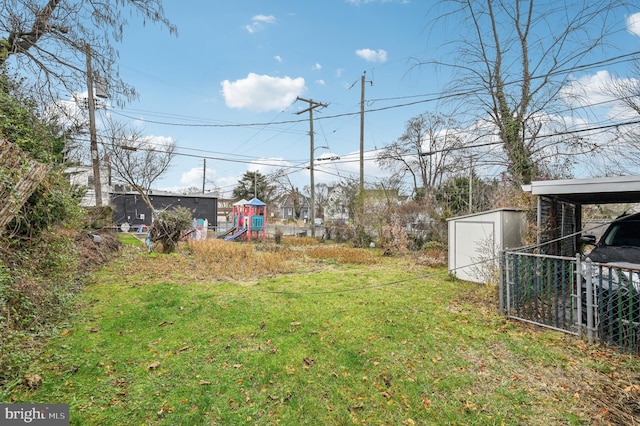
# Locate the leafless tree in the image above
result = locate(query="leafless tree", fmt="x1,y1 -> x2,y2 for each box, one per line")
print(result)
610,61 -> 640,116
101,118 -> 175,214
267,169 -> 305,219
376,112 -> 466,199
601,61 -> 640,175
0,0 -> 176,105
426,0 -> 630,185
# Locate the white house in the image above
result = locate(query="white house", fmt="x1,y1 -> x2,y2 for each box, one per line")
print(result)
65,165 -> 111,207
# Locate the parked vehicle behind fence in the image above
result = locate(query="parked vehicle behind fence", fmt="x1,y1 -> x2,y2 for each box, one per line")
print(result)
580,213 -> 640,347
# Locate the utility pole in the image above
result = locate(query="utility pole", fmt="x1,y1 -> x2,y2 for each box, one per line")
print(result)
295,97 -> 327,237
202,158 -> 206,194
359,71 -> 372,216
85,44 -> 102,207
468,156 -> 473,213
359,71 -> 366,196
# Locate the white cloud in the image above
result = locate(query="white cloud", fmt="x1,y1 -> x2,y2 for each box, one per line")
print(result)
336,68 -> 345,78
627,12 -> 640,36
561,70 -> 639,120
142,135 -> 175,151
245,14 -> 276,33
312,63 -> 322,71
274,55 -> 282,62
316,79 -> 325,85
355,48 -> 387,63
180,167 -> 205,187
561,70 -> 616,106
220,73 -> 306,113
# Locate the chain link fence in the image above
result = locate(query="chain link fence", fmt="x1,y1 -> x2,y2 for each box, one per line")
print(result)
501,251 -> 640,355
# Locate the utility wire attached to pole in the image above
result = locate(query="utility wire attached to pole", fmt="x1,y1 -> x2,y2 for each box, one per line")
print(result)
295,97 -> 328,238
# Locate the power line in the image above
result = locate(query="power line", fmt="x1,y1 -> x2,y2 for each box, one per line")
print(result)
105,50 -> 640,130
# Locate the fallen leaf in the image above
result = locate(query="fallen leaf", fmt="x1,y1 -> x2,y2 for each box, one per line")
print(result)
23,374 -> 42,389
200,380 -> 211,385
421,395 -> 432,407
303,357 -> 315,366
148,361 -> 161,371
349,402 -> 365,411
290,321 -> 301,326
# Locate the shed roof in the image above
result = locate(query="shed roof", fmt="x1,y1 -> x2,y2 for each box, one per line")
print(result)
446,207 -> 525,222
522,175 -> 640,205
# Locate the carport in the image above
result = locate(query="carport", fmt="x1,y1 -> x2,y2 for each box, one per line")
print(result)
502,175 -> 640,354
522,175 -> 640,256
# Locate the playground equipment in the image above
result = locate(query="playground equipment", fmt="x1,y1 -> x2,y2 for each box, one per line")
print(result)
223,197 -> 267,242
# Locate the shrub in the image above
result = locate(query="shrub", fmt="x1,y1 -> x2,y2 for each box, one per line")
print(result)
149,207 -> 193,253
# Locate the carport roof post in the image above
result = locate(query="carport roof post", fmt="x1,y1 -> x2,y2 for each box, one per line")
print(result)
523,175 -> 640,205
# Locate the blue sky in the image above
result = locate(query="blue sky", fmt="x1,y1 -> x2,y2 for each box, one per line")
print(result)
84,1 -> 640,195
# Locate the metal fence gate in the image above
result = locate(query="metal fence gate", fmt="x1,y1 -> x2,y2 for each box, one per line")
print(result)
500,251 -> 640,355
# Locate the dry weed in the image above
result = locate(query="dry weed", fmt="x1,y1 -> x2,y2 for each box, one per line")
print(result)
281,236 -> 320,246
303,245 -> 378,265
188,239 -> 294,280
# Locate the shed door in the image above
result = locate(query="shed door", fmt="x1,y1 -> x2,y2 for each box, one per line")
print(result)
454,220 -> 495,283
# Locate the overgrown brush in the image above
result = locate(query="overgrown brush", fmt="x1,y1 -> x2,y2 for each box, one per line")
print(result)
303,245 -> 379,265
0,228 -> 120,389
149,207 -> 193,253
281,235 -> 320,246
188,239 -> 294,279
416,240 -> 448,268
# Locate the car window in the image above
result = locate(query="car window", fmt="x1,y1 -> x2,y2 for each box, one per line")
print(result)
604,221 -> 640,247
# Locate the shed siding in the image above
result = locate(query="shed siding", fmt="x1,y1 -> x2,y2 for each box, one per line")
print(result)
448,209 -> 525,284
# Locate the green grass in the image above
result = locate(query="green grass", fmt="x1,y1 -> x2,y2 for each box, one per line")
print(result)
117,232 -> 145,247
4,244 -> 640,425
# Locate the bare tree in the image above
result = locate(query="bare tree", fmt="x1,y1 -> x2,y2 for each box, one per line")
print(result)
268,169 -> 303,219
602,62 -> 640,175
101,118 -> 175,214
0,0 -> 176,105
376,112 -> 465,199
427,0 -> 630,185
610,61 -> 640,116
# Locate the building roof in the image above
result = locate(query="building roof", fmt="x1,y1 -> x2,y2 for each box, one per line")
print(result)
522,175 -> 640,205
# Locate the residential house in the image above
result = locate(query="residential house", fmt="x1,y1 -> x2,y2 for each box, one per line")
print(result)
65,165 -> 111,207
278,192 -> 310,222
325,185 -> 350,224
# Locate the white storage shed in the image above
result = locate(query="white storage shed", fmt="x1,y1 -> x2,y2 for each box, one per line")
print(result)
448,208 -> 526,283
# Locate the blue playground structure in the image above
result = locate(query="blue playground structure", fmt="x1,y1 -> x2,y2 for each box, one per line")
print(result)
216,226 -> 237,239
221,197 -> 267,242
224,227 -> 247,241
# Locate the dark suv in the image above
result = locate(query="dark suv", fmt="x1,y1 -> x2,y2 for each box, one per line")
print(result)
581,213 -> 640,345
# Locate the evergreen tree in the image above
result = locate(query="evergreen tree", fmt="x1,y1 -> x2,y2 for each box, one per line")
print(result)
232,171 -> 275,203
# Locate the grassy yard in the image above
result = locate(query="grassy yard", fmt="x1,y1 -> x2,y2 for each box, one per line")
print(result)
4,236 -> 640,425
